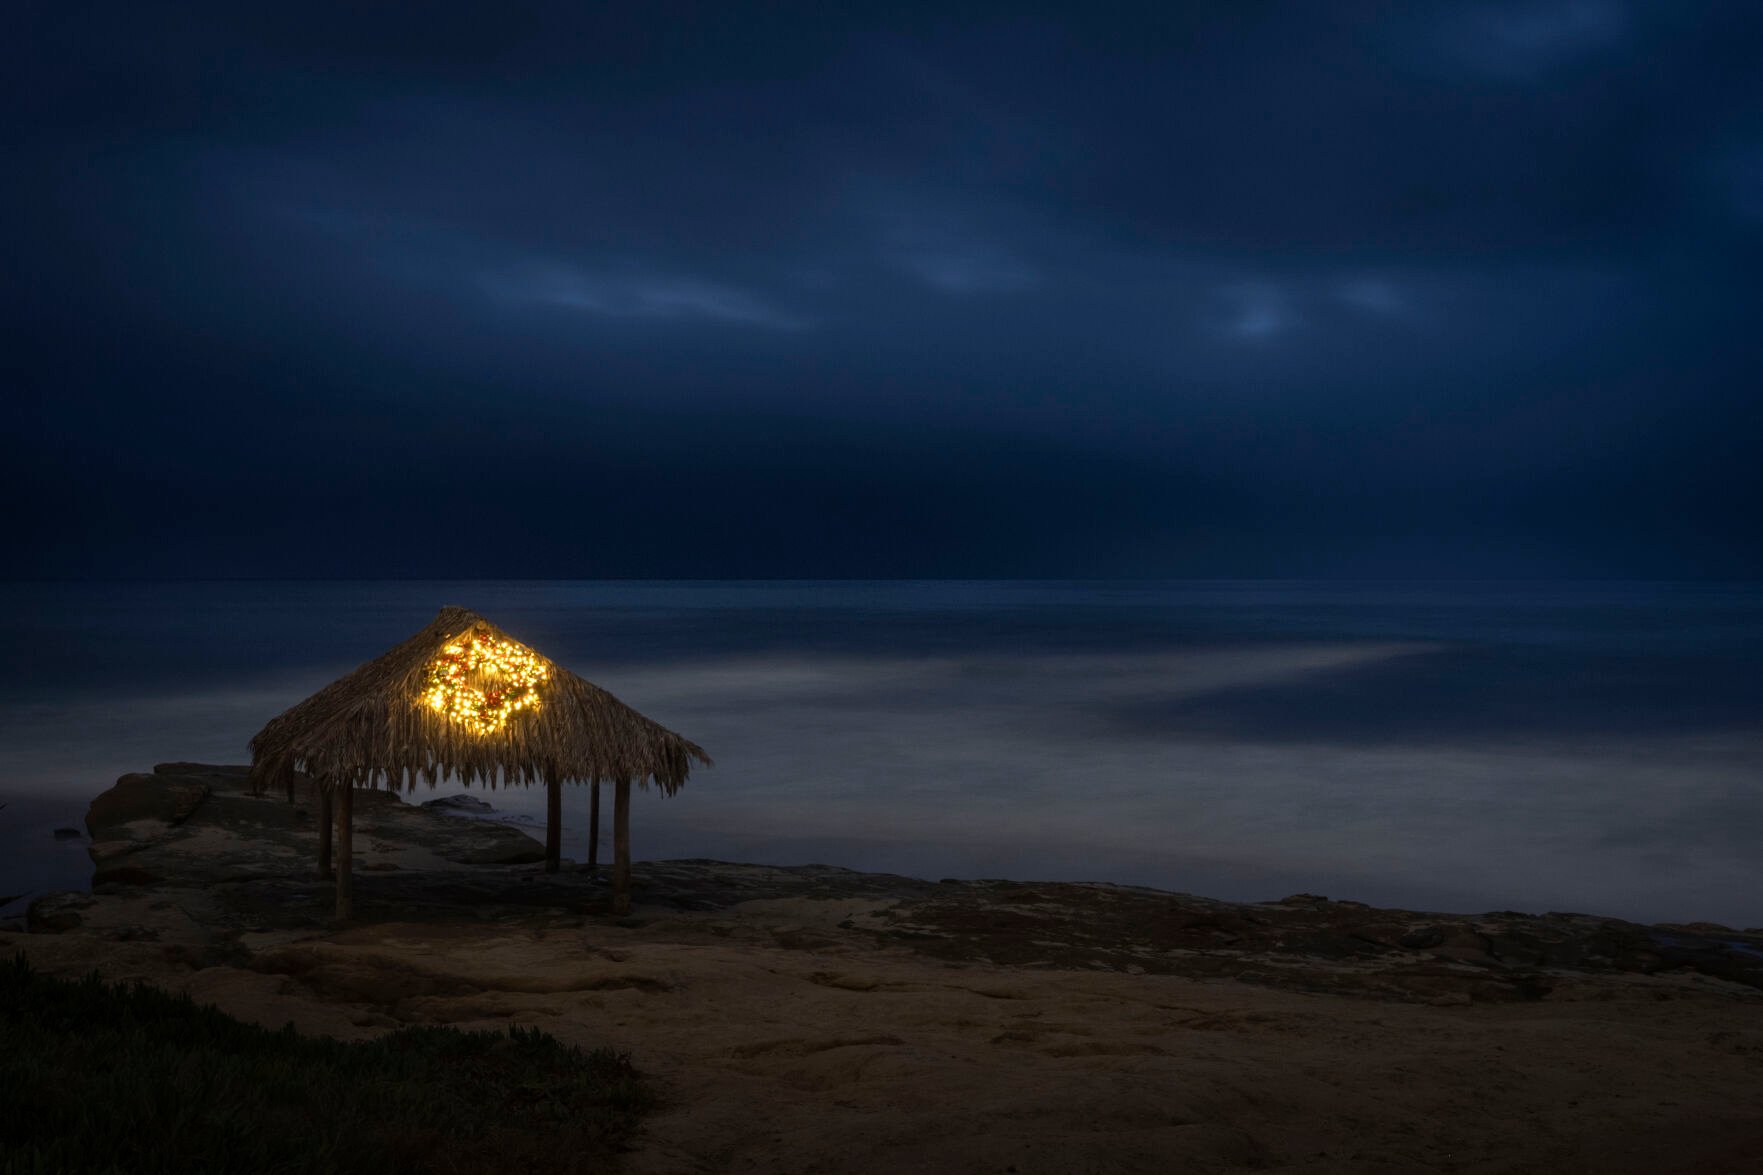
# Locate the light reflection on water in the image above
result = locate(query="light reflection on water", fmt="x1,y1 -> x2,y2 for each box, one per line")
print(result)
2,580 -> 1760,927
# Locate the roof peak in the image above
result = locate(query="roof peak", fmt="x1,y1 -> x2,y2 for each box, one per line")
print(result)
248,604 -> 710,792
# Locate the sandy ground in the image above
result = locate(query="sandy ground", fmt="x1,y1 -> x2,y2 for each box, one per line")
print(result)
9,896 -> 1763,1175
10,764 -> 1761,1173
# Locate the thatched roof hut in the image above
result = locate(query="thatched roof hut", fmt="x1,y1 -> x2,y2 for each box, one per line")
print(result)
249,605 -> 710,917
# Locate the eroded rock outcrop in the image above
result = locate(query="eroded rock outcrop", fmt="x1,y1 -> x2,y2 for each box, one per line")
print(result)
24,763 -> 1763,1008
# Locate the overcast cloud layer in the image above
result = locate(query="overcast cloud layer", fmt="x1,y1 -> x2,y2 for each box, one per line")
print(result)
9,1 -> 1763,577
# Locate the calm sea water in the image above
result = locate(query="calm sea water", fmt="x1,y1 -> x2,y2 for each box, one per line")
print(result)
3,580 -> 1760,926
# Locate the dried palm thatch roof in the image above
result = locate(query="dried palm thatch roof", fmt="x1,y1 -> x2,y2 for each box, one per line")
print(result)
249,606 -> 709,795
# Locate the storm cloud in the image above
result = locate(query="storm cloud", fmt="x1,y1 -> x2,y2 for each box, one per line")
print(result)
9,1 -> 1762,577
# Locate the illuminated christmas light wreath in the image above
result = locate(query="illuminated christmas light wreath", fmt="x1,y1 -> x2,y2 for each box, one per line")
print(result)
420,629 -> 549,735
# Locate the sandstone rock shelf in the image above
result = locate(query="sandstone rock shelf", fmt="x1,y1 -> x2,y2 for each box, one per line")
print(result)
9,764 -> 1763,1174
30,762 -> 1763,1007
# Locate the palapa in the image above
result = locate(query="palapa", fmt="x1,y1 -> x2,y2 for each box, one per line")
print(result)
249,605 -> 710,918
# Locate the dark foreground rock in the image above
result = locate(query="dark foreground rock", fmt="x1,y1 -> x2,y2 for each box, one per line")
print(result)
421,794 -> 495,813
854,881 -> 1763,1004
24,763 -> 1763,1008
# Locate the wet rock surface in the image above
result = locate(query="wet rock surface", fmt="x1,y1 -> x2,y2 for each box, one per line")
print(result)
27,763 -> 1763,1008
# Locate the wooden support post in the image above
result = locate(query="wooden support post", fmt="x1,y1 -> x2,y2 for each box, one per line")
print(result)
612,778 -> 632,916
317,784 -> 333,877
545,773 -> 562,873
587,781 -> 601,875
286,771 -> 296,803
335,784 -> 354,921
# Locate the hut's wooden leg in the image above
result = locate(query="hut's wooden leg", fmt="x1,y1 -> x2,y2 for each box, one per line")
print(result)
335,785 -> 354,921
587,781 -> 601,876
318,786 -> 333,877
545,775 -> 562,873
612,778 -> 631,915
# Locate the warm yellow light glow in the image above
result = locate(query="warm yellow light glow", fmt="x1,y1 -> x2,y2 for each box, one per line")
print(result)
419,628 -> 549,735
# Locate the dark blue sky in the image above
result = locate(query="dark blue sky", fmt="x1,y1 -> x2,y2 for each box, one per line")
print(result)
10,1 -> 1763,578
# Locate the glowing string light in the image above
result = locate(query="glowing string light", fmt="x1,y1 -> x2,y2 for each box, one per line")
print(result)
419,628 -> 549,735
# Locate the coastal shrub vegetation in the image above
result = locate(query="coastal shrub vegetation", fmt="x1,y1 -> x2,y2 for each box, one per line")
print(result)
0,953 -> 652,1174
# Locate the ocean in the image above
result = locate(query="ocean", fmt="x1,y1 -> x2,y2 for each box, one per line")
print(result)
3,580 -> 1760,927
